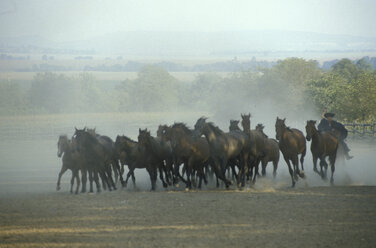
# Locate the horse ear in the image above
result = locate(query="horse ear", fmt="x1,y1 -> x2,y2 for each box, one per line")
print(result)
94,127 -> 96,132
283,118 -> 286,122
314,120 -> 317,124
75,127 -> 78,131
139,128 -> 141,132
83,127 -> 87,131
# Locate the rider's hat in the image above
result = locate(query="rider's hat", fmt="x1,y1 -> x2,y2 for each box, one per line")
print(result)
324,112 -> 335,118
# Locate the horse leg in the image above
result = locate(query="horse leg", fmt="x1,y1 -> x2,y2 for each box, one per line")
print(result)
261,159 -> 268,177
152,166 -> 158,191
284,156 -> 295,187
158,163 -> 168,188
300,148 -> 306,174
272,160 -> 278,178
112,162 -> 119,184
329,154 -> 336,185
56,165 -> 68,191
114,160 -> 125,187
185,158 -> 194,190
106,164 -> 117,191
252,158 -> 260,184
88,169 -> 94,193
81,169 -> 87,193
319,158 -> 327,180
70,170 -> 75,193
313,155 -> 321,177
124,171 -> 131,188
292,155 -> 301,180
75,170 -> 80,194
93,170 -> 101,193
99,171 -> 107,191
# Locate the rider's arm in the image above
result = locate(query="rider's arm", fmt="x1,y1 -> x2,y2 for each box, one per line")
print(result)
321,107 -> 327,119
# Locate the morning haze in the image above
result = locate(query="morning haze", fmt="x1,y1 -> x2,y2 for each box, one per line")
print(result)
0,1 -> 376,247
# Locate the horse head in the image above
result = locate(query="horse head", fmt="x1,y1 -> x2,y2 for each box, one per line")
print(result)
73,127 -> 92,152
305,120 -> 317,141
57,135 -> 69,157
157,124 -> 171,141
229,120 -> 240,131
275,117 -> 286,141
138,128 -> 151,148
194,117 -> 208,136
241,113 -> 251,132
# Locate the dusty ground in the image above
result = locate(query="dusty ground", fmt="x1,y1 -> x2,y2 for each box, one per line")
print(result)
1,113 -> 375,247
0,186 -> 375,248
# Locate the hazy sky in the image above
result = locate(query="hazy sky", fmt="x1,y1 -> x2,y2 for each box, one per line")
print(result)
0,0 -> 375,41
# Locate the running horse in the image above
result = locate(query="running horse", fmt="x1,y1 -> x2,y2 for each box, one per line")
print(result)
275,117 -> 306,187
305,120 -> 338,184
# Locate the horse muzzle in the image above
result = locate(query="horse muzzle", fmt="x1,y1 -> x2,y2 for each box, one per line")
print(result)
306,136 -> 311,141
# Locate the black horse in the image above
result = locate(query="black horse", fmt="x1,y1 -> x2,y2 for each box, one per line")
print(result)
74,128 -> 117,193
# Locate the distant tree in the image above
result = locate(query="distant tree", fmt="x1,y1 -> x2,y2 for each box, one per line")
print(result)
331,58 -> 359,83
119,65 -> 180,111
356,58 -> 373,72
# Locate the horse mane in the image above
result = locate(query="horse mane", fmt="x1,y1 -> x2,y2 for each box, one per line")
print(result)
255,124 -> 269,138
172,122 -> 193,135
119,135 -> 137,144
207,122 -> 224,135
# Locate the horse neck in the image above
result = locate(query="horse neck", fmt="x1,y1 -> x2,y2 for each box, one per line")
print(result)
309,126 -> 321,142
242,123 -> 251,134
60,139 -> 72,154
202,125 -> 218,145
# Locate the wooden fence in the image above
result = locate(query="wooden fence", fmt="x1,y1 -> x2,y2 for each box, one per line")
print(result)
343,122 -> 376,140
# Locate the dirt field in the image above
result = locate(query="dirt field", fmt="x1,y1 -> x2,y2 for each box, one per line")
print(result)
0,113 -> 375,247
0,186 -> 375,248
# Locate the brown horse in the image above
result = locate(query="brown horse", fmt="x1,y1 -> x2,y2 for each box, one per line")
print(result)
194,117 -> 250,188
57,135 -> 86,194
275,117 -> 306,187
159,123 -> 210,189
240,114 -> 266,184
86,128 -> 124,187
305,120 -> 338,184
255,124 -> 280,178
138,128 -> 173,188
115,135 -> 158,190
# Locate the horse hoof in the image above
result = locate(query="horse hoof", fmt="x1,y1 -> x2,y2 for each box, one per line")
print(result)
163,183 -> 168,188
185,187 -> 190,192
175,184 -> 179,188
56,186 -> 61,191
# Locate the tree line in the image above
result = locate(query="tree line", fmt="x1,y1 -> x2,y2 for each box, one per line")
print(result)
0,57 -> 375,122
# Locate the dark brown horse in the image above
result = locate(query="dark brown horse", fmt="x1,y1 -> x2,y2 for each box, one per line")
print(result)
240,114 -> 266,184
194,117 -> 250,188
57,135 -> 86,194
305,120 -> 338,184
275,117 -> 306,187
229,120 -> 242,131
138,128 -> 173,188
74,128 -> 117,193
255,124 -> 280,178
159,123 -> 210,189
86,128 -> 124,187
115,135 -> 158,190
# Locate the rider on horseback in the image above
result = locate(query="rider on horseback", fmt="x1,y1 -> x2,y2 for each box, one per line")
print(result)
318,108 -> 353,160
